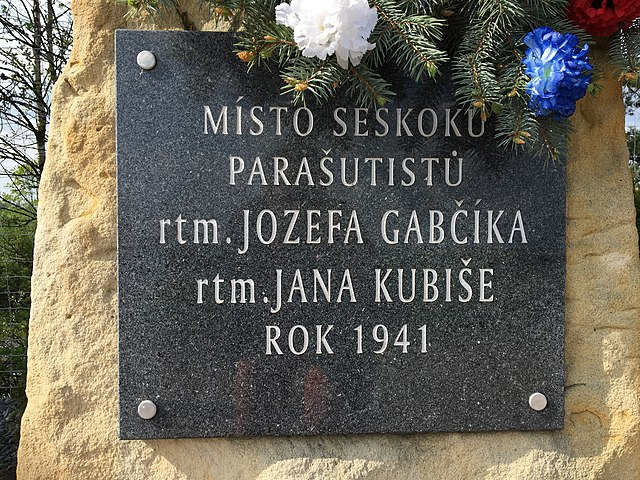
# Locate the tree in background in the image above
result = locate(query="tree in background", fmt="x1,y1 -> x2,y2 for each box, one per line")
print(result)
0,189 -> 34,475
0,0 -> 72,377
627,123 -> 640,244
625,82 -> 639,112
625,74 -> 640,244
0,189 -> 34,399
0,0 -> 72,224
0,1 -> 71,476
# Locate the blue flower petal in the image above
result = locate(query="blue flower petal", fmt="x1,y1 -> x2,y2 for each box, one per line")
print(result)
522,27 -> 592,119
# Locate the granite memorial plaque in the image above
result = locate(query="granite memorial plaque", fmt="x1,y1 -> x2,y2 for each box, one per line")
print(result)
116,30 -> 565,440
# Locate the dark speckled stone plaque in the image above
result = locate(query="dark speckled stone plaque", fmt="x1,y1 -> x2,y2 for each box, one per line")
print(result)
116,31 -> 565,440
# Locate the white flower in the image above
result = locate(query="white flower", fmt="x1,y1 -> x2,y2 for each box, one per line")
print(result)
275,0 -> 378,69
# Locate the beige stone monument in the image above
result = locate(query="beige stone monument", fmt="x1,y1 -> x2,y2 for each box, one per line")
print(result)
17,1 -> 640,478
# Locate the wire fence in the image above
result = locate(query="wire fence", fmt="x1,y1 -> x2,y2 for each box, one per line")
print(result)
0,221 -> 33,480
627,127 -> 640,250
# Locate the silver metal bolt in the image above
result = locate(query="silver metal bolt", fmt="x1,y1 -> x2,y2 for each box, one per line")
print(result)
137,51 -> 157,70
528,392 -> 548,411
138,400 -> 157,419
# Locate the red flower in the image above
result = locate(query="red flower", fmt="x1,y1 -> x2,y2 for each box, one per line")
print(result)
568,0 -> 640,37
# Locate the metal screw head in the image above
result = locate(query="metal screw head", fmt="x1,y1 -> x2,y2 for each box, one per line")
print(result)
138,400 -> 157,419
137,51 -> 156,70
528,392 -> 548,411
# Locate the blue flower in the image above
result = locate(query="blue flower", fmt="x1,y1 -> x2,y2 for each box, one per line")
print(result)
522,27 -> 592,118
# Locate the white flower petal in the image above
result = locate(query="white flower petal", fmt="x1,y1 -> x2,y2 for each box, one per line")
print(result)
276,0 -> 378,69
336,55 -> 349,69
275,3 -> 298,28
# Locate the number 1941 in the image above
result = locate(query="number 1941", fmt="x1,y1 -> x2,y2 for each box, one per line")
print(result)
354,324 -> 429,354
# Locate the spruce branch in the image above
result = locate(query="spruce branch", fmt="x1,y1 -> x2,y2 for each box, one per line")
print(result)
346,62 -> 396,108
120,0 -> 593,161
495,98 -> 535,149
235,23 -> 298,69
370,0 -> 447,80
451,0 -> 579,160
280,57 -> 345,105
532,117 -> 570,162
610,20 -> 640,79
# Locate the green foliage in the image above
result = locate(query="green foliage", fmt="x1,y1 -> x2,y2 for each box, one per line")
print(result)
627,127 -> 640,247
624,77 -> 640,116
280,58 -> 345,104
609,19 -> 640,78
450,0 -> 592,160
629,127 -> 640,156
636,182 -> 640,248
213,0 -> 446,107
120,0 -> 640,162
0,0 -> 70,410
0,199 -> 34,401
1,0 -> 72,223
367,1 -> 446,81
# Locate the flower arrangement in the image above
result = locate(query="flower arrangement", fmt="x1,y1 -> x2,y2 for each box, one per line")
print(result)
522,27 -> 593,118
568,0 -> 640,37
275,0 -> 378,69
124,0 -> 640,160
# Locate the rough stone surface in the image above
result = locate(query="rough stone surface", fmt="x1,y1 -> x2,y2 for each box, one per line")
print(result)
17,1 -> 640,478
